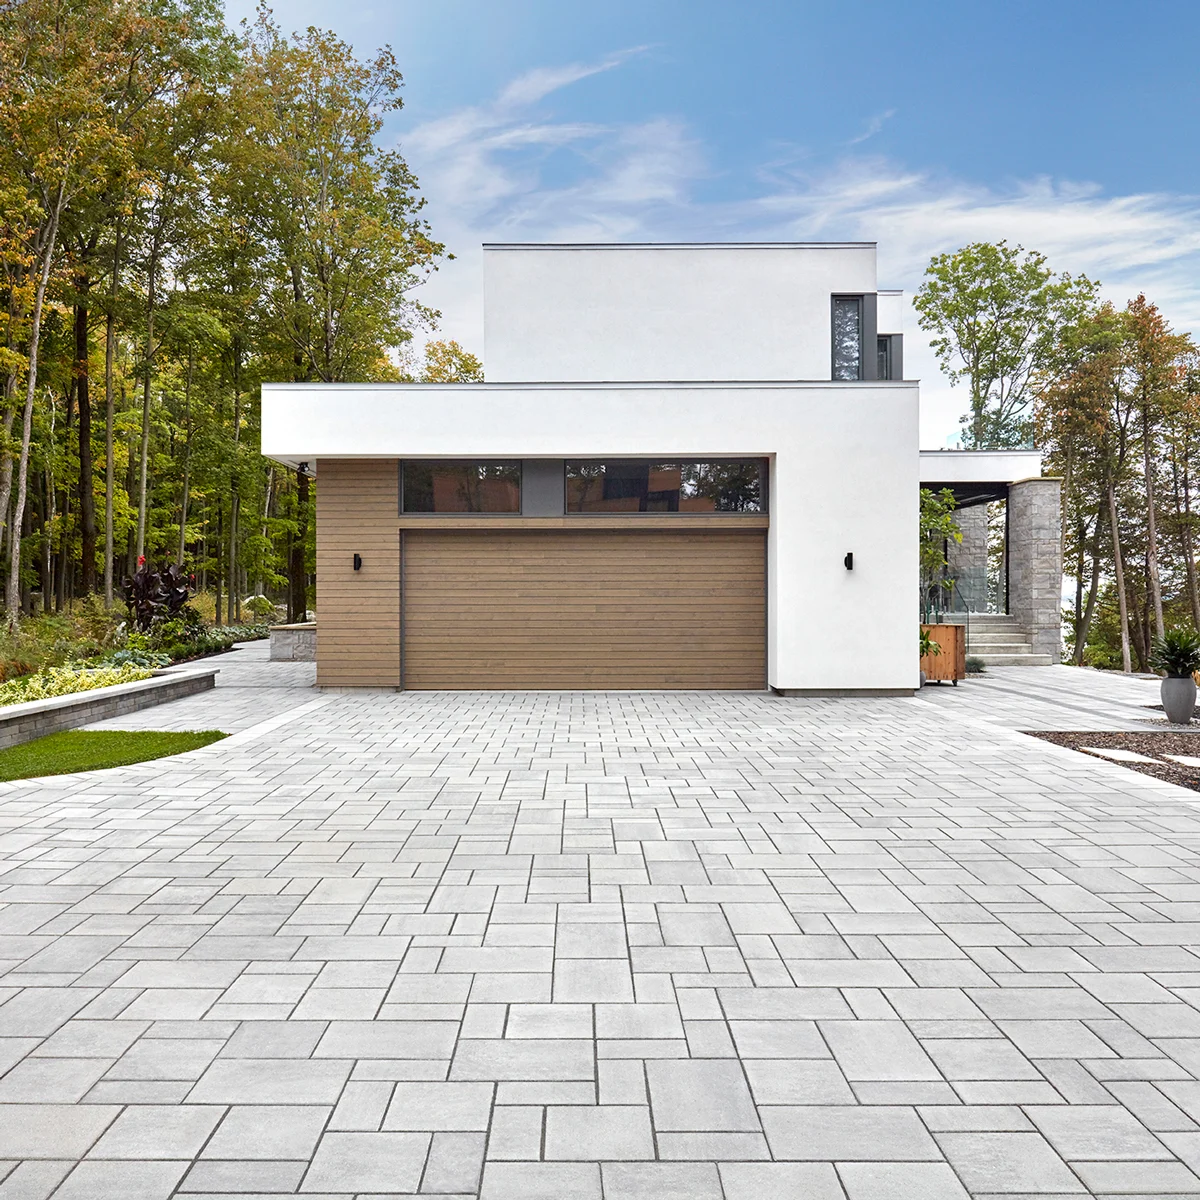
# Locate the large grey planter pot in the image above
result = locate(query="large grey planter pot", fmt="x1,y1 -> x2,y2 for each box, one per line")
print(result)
1162,675 -> 1197,725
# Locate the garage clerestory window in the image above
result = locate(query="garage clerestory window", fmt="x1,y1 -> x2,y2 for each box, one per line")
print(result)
402,461 -> 521,513
565,460 -> 766,513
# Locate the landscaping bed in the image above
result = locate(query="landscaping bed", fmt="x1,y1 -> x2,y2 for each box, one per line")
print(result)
1027,730 -> 1200,792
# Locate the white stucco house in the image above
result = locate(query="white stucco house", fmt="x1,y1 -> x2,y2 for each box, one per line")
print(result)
261,241 -> 1060,693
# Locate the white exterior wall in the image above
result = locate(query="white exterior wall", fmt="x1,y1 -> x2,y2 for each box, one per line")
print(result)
877,289 -> 904,336
263,381 -> 920,692
483,244 -> 878,382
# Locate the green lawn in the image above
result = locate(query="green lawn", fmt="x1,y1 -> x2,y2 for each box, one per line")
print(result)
0,729 -> 227,781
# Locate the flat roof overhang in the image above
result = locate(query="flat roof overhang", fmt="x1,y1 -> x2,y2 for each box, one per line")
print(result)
919,448 -> 1044,505
261,379 -> 919,470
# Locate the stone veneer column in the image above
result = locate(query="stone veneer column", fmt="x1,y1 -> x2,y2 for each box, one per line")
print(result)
1007,477 -> 1062,661
947,502 -> 989,611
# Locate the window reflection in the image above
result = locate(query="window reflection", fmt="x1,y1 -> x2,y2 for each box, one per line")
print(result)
402,462 -> 521,513
565,460 -> 765,513
832,296 -> 863,381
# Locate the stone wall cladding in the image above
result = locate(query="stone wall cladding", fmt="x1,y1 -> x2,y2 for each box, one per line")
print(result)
0,668 -> 218,751
270,624 -> 316,662
947,502 -> 989,611
1007,478 -> 1062,661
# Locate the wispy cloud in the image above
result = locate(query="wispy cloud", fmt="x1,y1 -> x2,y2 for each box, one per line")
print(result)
847,108 -> 896,146
401,55 -> 1200,445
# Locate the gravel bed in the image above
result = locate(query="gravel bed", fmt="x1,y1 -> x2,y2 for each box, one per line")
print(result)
1027,729 -> 1200,792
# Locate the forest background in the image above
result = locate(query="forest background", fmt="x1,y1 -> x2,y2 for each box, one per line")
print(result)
0,0 -> 478,642
2,0 -> 1196,675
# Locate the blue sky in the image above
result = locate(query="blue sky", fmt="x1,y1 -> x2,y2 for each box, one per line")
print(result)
226,0 -> 1200,445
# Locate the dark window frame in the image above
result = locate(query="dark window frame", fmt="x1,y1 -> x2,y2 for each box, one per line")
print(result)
831,293 -> 881,382
831,294 -> 864,381
877,334 -> 893,381
563,458 -> 769,516
399,459 -> 523,515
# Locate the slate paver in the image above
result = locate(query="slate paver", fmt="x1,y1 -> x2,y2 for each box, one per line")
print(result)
3,648 -> 1200,1194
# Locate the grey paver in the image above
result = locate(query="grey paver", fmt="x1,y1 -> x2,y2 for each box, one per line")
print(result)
301,1131 -> 430,1192
201,1105 -> 330,1160
836,1161 -> 969,1199
1,651 -> 1199,1194
761,1105 -> 942,1161
646,1060 -> 760,1131
936,1131 -> 1085,1192
88,1106 -> 223,1159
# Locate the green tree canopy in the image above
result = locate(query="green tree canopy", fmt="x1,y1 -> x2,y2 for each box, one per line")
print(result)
914,241 -> 1097,450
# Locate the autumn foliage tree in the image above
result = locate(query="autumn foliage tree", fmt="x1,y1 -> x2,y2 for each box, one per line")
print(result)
0,0 -> 463,625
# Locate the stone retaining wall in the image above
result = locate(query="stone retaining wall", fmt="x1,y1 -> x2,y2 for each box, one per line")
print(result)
0,667 -> 218,750
270,623 -> 316,662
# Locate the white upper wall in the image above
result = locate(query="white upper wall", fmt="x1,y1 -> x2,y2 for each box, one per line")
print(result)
483,242 -> 880,382
877,289 -> 904,336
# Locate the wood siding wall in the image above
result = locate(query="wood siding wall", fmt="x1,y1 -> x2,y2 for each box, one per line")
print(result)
315,459 -> 768,689
315,459 -> 401,687
402,529 -> 766,690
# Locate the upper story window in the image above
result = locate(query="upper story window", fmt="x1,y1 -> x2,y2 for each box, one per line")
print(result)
832,296 -> 863,380
401,461 -> 521,513
877,335 -> 893,380
565,460 -> 766,513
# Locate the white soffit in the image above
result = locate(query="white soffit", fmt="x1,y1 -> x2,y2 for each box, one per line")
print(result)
919,449 -> 1044,484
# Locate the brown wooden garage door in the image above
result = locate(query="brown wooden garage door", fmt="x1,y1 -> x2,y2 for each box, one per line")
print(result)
401,528 -> 766,689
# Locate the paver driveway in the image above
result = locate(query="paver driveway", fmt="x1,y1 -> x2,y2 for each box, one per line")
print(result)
3,646 -> 1200,1198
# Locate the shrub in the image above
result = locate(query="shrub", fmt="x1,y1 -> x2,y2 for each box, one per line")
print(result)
966,656 -> 986,674
0,607 -> 122,681
1151,628 -> 1200,678
148,621 -> 270,663
244,594 -> 277,622
0,663 -> 153,707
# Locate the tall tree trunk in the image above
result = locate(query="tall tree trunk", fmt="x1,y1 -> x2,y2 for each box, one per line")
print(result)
55,384 -> 71,615
227,495 -> 239,624
103,228 -> 122,607
8,206 -> 62,629
75,257 -> 97,594
289,468 -> 309,622
177,350 -> 192,565
213,501 -> 223,627
0,266 -> 24,562
135,259 -> 156,563
41,468 -> 52,614
1076,506 -> 1105,666
1183,446 -> 1200,629
1145,426 -> 1165,641
1108,482 -> 1132,673
256,466 -> 274,596
1073,515 -> 1085,656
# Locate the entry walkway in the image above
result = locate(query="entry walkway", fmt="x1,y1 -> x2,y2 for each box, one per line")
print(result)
2,653 -> 1200,1197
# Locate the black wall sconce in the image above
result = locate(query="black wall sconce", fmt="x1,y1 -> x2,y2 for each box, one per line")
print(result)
844,552 -> 854,571
353,554 -> 362,571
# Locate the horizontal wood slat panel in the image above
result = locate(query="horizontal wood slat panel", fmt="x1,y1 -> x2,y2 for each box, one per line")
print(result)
315,458 -> 401,687
403,529 -> 765,690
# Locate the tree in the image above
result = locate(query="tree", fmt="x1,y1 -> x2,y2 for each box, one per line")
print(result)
1124,295 -> 1192,644
914,241 -> 1097,449
0,0 -> 143,625
417,339 -> 483,382
222,9 -> 445,620
919,487 -> 961,621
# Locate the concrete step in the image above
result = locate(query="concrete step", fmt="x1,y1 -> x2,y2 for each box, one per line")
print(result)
966,632 -> 1033,645
970,644 -> 1036,658
973,652 -> 1056,667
